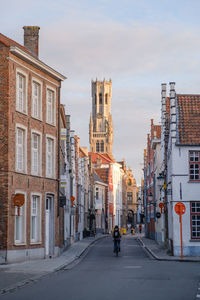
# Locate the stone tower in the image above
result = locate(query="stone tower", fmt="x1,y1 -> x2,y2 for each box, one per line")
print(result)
89,78 -> 113,155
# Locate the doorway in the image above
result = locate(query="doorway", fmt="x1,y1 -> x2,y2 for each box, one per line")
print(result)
45,195 -> 54,257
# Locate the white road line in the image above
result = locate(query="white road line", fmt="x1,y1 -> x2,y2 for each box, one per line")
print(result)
124,266 -> 142,269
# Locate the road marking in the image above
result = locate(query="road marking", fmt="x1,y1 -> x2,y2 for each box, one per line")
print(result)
124,266 -> 142,269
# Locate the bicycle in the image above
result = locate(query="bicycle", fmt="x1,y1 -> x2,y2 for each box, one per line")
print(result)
113,239 -> 120,256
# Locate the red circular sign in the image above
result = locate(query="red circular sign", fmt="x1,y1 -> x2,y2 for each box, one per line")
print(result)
13,194 -> 25,207
159,202 -> 164,208
175,202 -> 186,216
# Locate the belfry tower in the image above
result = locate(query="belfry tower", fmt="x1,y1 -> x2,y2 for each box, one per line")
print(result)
89,78 -> 113,155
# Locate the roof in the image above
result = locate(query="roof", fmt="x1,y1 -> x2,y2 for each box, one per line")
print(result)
93,170 -> 105,184
88,152 -> 115,165
0,33 -> 66,81
79,147 -> 88,158
0,33 -> 32,55
177,94 -> 200,145
95,168 -> 109,184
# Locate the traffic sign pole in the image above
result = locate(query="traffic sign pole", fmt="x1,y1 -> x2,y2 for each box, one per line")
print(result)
175,202 -> 186,260
179,214 -> 183,259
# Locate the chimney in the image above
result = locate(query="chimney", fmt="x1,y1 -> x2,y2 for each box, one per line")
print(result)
23,26 -> 40,57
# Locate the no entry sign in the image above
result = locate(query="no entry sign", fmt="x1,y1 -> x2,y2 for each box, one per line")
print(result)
175,202 -> 186,216
174,202 -> 186,259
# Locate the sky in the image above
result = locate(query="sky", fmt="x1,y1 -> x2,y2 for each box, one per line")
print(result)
1,0 -> 200,183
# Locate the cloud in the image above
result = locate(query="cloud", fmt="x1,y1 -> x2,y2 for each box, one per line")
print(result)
2,1 -> 200,183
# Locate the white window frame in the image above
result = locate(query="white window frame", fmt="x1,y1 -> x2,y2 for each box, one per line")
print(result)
46,134 -> 56,178
15,123 -> 27,174
16,68 -> 28,114
31,129 -> 42,176
14,190 -> 26,245
30,192 -> 42,244
31,77 -> 43,121
46,86 -> 56,126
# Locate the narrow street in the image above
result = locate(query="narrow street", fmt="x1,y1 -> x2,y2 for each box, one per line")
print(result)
1,235 -> 200,300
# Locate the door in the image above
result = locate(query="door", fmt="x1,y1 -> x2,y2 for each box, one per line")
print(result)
45,195 -> 54,257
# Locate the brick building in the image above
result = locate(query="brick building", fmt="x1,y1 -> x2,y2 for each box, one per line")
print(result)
0,27 -> 66,263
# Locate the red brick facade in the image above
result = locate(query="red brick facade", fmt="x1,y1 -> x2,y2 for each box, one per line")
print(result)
0,30 -> 65,262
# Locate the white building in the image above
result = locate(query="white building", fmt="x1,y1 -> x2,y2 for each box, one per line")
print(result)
162,82 -> 200,256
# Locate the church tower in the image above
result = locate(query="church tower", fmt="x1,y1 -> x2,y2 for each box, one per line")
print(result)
89,78 -> 113,155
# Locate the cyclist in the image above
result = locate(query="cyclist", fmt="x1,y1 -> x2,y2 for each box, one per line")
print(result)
113,225 -> 121,253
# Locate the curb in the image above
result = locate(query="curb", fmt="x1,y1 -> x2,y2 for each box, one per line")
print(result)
137,237 -> 200,262
0,234 -> 109,295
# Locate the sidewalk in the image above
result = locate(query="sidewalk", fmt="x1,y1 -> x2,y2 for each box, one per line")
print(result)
137,235 -> 200,262
0,234 -> 108,294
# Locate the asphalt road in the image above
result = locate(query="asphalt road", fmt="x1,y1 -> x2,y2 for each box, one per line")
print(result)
1,235 -> 200,300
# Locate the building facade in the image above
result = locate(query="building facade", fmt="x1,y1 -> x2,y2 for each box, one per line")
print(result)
0,27 -> 66,263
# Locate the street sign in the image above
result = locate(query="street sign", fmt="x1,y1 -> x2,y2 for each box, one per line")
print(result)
175,202 -> 186,216
159,202 -> 164,213
13,193 -> 25,207
13,194 -> 25,216
174,202 -> 186,259
59,196 -> 66,207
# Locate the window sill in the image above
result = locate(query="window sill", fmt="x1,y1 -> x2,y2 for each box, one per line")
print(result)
46,121 -> 56,127
31,115 -> 43,122
14,242 -> 26,246
46,175 -> 56,180
16,109 -> 27,116
190,239 -> 200,242
188,181 -> 200,183
30,241 -> 42,245
31,173 -> 42,178
15,170 -> 27,175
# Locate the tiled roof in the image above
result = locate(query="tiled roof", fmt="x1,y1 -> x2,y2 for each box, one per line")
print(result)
0,33 -> 32,56
177,94 -> 200,145
95,168 -> 109,184
88,152 -> 115,164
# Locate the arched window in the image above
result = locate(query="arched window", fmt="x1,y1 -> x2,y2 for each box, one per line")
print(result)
95,94 -> 97,105
105,93 -> 108,104
99,93 -> 102,104
101,140 -> 104,152
96,140 -> 100,152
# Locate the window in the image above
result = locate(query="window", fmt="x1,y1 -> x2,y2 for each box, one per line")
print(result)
14,192 -> 26,245
31,195 -> 41,243
95,94 -> 97,105
191,202 -> 200,239
189,151 -> 200,180
46,88 -> 55,125
105,93 -> 108,104
46,136 -> 55,177
96,140 -> 100,152
16,71 -> 27,114
96,187 -> 99,200
32,80 -> 42,120
99,93 -> 102,104
127,192 -> 133,204
101,140 -> 104,152
16,126 -> 27,173
31,132 -> 41,176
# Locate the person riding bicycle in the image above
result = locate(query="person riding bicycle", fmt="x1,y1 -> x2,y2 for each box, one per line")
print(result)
113,225 -> 121,253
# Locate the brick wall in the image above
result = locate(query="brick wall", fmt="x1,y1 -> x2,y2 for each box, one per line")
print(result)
0,43 -> 9,250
